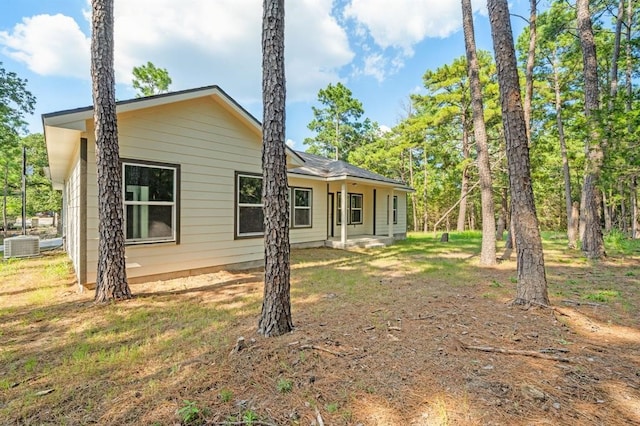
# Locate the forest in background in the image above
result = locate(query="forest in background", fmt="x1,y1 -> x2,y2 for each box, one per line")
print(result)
305,0 -> 640,240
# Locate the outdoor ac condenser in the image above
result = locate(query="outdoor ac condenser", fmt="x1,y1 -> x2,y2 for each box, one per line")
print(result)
4,235 -> 40,259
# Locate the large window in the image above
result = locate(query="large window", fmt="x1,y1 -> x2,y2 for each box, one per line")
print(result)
291,187 -> 312,228
337,193 -> 363,225
236,172 -> 264,238
123,161 -> 179,244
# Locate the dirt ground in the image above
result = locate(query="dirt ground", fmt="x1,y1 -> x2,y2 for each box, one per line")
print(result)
1,236 -> 640,425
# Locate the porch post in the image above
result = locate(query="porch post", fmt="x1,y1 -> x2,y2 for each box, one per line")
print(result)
388,189 -> 394,238
341,183 -> 347,245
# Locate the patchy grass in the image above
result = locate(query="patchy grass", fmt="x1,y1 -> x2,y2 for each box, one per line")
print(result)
1,234 -> 639,425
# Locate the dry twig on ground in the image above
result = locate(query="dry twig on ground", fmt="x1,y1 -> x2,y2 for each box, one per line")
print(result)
459,340 -> 572,362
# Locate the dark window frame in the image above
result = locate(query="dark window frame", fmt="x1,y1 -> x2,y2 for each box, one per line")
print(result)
121,158 -> 180,245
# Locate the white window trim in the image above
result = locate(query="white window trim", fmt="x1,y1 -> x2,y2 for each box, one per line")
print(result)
122,161 -> 177,245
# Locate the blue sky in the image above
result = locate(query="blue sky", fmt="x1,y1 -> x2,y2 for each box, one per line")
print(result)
0,0 -> 533,151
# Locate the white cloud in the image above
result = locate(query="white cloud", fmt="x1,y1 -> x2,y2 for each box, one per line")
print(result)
285,139 -> 295,148
0,14 -> 90,79
0,0 -> 353,105
344,0 -> 485,55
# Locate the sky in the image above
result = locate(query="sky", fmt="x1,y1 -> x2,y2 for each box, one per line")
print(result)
0,0 -> 534,152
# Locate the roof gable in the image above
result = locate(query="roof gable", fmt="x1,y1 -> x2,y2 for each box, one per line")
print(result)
43,85 -> 303,188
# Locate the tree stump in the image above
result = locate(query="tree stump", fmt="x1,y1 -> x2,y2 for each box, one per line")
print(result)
440,232 -> 449,242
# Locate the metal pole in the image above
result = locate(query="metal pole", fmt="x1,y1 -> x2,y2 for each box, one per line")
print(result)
22,145 -> 26,235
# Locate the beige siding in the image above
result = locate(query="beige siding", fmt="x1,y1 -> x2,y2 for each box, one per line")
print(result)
63,146 -> 82,282
394,192 -> 407,235
328,182 -> 376,236
82,96 -> 264,282
288,176 -> 327,245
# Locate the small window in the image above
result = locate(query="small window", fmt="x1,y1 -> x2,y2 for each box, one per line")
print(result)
123,161 -> 179,244
350,194 -> 363,224
393,195 -> 398,224
236,172 -> 264,238
292,187 -> 312,228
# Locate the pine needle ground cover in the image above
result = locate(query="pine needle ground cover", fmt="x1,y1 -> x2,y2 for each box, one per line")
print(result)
1,233 -> 639,425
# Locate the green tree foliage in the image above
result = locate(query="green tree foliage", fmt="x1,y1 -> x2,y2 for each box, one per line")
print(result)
516,0 -> 640,239
0,63 -> 36,232
22,133 -> 62,215
516,1 -> 585,232
304,82 -> 374,160
131,61 -> 172,98
395,52 -> 501,232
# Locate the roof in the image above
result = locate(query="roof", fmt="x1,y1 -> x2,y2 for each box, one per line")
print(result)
289,151 -> 412,191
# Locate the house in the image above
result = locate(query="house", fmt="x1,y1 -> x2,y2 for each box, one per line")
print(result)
43,85 -> 412,286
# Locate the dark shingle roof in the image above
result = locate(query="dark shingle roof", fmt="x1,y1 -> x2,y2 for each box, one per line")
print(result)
290,151 -> 411,189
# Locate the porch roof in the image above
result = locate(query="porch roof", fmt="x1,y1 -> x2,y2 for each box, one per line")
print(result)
289,151 -> 413,191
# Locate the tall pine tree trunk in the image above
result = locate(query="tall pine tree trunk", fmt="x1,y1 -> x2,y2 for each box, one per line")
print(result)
603,189 -> 613,232
632,177 -> 638,239
423,147 -> 429,232
462,0 -> 496,265
496,187 -> 507,239
577,0 -> 606,259
409,149 -> 418,231
626,0 -> 635,237
258,0 -> 293,337
91,0 -> 130,302
488,0 -> 549,305
3,162 -> 8,239
523,0 -> 537,145
552,50 -> 576,248
457,114 -> 470,232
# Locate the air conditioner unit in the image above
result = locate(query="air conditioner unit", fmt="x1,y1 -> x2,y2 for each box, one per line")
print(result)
4,236 -> 40,259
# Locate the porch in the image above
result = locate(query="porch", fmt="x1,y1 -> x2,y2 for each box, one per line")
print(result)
324,234 -> 395,250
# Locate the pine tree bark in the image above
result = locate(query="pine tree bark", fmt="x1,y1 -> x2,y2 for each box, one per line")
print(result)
603,189 -> 612,232
610,0 -> 625,106
258,0 -> 293,337
91,0 -> 130,302
3,163 -> 8,239
577,0 -> 606,259
488,0 -> 549,305
457,113 -> 470,232
462,0 -> 496,265
423,148 -> 429,232
409,149 -> 418,231
626,0 -> 635,238
523,0 -> 537,145
551,50 -> 576,248
632,177 -> 638,239
496,187 -> 507,239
